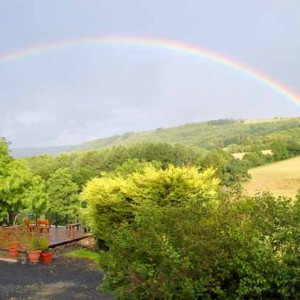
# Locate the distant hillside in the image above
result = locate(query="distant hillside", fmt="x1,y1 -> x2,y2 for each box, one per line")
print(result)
11,145 -> 71,158
12,116 -> 300,157
71,117 -> 300,151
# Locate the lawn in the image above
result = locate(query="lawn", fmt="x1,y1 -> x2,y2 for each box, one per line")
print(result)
65,249 -> 100,263
244,155 -> 300,198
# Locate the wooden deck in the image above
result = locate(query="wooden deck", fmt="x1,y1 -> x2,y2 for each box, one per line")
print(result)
48,227 -> 92,247
0,226 -> 92,251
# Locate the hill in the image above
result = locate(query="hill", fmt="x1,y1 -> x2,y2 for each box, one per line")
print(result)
71,117 -> 300,151
11,145 -> 71,158
12,116 -> 300,157
244,155 -> 300,198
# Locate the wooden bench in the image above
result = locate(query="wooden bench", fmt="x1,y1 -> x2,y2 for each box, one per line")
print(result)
66,223 -> 80,230
36,220 -> 50,234
23,218 -> 36,233
66,223 -> 80,238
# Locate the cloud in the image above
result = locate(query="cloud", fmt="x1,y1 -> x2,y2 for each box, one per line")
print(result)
14,110 -> 55,127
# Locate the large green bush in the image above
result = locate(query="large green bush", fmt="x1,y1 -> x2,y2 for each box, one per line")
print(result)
82,165 -> 219,245
83,166 -> 300,299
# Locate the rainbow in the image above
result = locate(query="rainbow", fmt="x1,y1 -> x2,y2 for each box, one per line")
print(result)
0,36 -> 299,106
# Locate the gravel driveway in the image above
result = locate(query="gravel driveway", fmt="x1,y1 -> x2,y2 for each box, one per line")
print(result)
0,257 -> 113,300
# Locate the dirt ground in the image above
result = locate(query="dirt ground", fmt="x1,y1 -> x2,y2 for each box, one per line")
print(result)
0,256 -> 113,300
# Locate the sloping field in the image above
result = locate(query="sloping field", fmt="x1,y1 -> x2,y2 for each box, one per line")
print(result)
244,156 -> 300,198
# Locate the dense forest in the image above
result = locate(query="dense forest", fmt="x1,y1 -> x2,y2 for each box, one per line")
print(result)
1,117 -> 300,298
71,117 -> 300,151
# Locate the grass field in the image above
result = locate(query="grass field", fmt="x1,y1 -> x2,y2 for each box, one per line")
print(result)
244,156 -> 300,198
65,249 -> 100,262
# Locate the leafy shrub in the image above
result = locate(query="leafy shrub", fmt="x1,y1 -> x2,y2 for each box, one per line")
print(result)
28,235 -> 49,251
82,165 -> 219,245
84,166 -> 300,299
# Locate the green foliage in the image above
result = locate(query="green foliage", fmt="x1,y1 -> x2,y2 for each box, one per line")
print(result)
21,154 -> 56,180
243,151 -> 272,168
110,159 -> 162,177
28,235 -> 49,251
82,165 -> 219,245
26,143 -> 201,188
68,117 -> 300,151
0,138 -> 11,168
13,117 -> 300,158
46,168 -> 80,224
83,165 -> 300,299
199,149 -> 250,185
0,154 -> 47,223
271,140 -> 290,161
23,175 -> 48,217
69,150 -> 107,186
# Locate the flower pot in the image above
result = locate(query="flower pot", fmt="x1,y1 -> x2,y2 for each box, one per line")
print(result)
9,248 -> 19,258
28,250 -> 41,263
8,241 -> 19,249
41,251 -> 53,263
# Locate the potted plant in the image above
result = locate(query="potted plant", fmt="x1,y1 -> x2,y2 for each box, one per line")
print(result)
8,237 -> 20,259
8,239 -> 19,250
27,236 -> 48,263
41,250 -> 53,263
40,238 -> 53,263
8,247 -> 19,259
19,235 -> 29,252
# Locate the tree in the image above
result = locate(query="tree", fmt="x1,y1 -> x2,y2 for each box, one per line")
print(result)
24,154 -> 57,180
82,165 -> 219,246
1,139 -> 48,223
0,138 -> 11,167
111,159 -> 162,177
46,168 -> 79,225
243,151 -> 270,168
23,176 -> 48,218
199,149 -> 249,185
271,140 -> 290,161
69,150 -> 107,187
0,159 -> 46,224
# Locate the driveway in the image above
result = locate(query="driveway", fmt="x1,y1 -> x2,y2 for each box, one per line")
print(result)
0,257 -> 113,300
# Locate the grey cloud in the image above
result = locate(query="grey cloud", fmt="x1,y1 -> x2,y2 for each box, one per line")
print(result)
0,0 -> 299,147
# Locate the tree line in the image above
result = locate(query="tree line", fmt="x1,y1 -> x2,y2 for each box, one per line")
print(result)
1,134 -> 298,225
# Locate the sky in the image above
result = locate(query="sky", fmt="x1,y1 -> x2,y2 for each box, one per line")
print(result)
0,0 -> 300,148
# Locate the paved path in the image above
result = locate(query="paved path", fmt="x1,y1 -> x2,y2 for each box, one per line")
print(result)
0,257 -> 113,300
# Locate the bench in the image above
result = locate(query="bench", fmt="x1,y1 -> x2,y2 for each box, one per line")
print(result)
66,223 -> 80,238
66,223 -> 80,230
23,218 -> 36,233
36,220 -> 50,234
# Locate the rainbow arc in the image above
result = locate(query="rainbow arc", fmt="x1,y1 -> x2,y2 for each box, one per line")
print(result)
0,36 -> 299,106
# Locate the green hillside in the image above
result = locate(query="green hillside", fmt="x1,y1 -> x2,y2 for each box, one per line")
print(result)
72,117 -> 300,151
11,116 -> 300,158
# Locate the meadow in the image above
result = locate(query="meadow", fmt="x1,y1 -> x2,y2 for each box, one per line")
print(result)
244,155 -> 300,198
